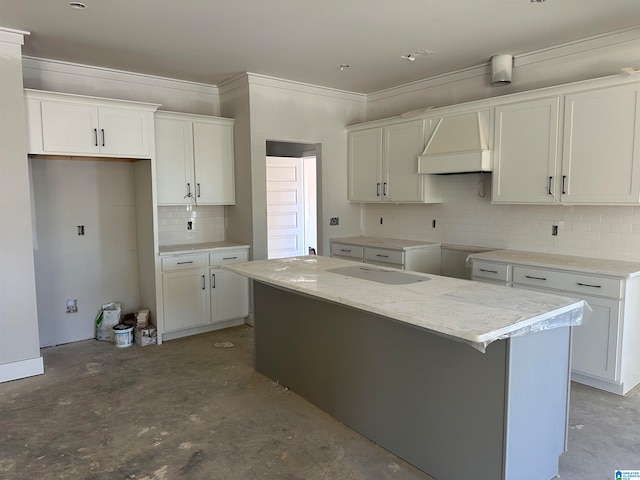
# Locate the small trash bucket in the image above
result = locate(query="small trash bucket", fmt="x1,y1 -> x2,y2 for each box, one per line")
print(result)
113,324 -> 134,348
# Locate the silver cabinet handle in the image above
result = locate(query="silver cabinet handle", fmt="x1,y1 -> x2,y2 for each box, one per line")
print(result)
185,183 -> 191,199
197,183 -> 201,198
93,128 -> 98,146
340,249 -> 352,253
383,182 -> 388,196
548,176 -> 553,195
101,129 -> 105,147
223,256 -> 237,260
177,261 -> 193,265
577,282 -> 602,288
212,273 -> 216,289
201,274 -> 205,290
525,275 -> 547,281
479,268 -> 498,274
376,183 -> 381,197
562,175 -> 567,195
376,254 -> 389,258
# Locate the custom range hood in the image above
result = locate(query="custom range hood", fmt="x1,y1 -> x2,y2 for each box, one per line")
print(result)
417,110 -> 492,174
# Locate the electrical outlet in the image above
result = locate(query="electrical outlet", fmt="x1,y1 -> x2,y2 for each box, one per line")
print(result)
187,220 -> 193,230
66,299 -> 78,313
77,225 -> 85,236
552,225 -> 558,236
329,217 -> 339,226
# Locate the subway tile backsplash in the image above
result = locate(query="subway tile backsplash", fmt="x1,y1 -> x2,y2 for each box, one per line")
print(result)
363,174 -> 640,262
157,205 -> 226,246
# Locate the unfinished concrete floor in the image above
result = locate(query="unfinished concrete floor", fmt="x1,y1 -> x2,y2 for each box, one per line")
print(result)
0,325 -> 638,480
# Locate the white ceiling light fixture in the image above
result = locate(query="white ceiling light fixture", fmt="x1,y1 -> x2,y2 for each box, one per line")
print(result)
69,2 -> 87,9
339,64 -> 350,71
401,54 -> 416,62
490,54 -> 513,86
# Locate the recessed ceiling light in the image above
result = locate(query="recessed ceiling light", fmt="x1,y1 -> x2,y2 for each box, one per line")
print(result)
529,0 -> 546,3
69,2 -> 87,9
339,64 -> 350,71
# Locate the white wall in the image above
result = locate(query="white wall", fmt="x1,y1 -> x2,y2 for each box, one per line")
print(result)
32,159 -> 141,346
366,28 -> 640,121
0,30 -> 43,382
22,57 -> 220,116
241,74 -> 367,259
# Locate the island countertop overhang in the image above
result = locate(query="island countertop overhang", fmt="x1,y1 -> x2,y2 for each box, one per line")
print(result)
226,256 -> 586,352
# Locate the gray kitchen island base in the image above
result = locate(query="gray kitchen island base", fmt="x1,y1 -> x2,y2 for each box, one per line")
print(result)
254,282 -> 572,480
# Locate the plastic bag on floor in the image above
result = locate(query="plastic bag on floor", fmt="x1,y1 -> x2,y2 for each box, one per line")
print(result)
95,302 -> 122,342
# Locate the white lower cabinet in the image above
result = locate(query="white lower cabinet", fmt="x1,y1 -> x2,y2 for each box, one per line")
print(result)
330,240 -> 441,275
161,247 -> 249,339
471,256 -> 640,395
163,268 -> 209,332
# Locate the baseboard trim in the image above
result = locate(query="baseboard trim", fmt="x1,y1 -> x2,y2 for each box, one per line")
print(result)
0,356 -> 44,383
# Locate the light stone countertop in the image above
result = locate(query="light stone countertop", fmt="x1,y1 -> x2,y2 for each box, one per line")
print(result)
159,241 -> 249,256
226,255 -> 585,352
330,236 -> 440,250
468,249 -> 640,278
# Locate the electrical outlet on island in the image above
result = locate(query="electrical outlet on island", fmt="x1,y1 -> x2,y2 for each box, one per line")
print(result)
329,217 -> 339,226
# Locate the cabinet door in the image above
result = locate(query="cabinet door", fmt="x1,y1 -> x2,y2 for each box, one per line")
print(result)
40,101 -> 100,154
383,119 -> 426,202
98,107 -> 151,158
162,268 -> 210,332
193,121 -> 235,205
515,285 -> 621,383
570,294 -> 621,382
348,127 -> 383,202
210,268 -> 249,323
155,117 -> 194,205
562,84 -> 640,203
493,98 -> 560,203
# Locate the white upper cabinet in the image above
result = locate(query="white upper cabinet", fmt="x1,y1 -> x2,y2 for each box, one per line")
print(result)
492,82 -> 640,205
492,97 -> 560,204
25,89 -> 158,158
348,127 -> 383,202
348,118 -> 439,203
561,83 -> 640,204
155,112 -> 235,206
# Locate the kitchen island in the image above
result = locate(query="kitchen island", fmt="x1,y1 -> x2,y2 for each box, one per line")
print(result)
227,256 -> 586,480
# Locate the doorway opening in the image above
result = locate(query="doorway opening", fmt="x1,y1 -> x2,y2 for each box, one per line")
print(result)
266,141 -> 319,259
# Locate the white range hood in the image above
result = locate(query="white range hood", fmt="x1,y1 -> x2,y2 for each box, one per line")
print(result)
417,110 -> 492,174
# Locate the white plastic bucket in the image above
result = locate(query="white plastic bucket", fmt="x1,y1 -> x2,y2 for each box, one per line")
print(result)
113,324 -> 134,348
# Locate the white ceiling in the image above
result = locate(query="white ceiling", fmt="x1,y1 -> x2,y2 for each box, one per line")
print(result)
2,0 -> 640,94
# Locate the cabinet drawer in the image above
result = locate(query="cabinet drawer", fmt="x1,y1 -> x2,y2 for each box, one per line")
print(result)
364,247 -> 403,266
512,266 -> 622,299
209,249 -> 249,266
471,261 -> 510,282
330,243 -> 364,259
162,254 -> 208,271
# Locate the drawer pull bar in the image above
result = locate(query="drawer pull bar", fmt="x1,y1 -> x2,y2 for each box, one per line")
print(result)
177,261 -> 194,265
577,282 -> 602,288
340,249 -> 352,253
479,268 -> 498,274
223,256 -> 238,260
212,273 -> 216,289
201,275 -> 206,290
376,254 -> 389,258
525,275 -> 547,281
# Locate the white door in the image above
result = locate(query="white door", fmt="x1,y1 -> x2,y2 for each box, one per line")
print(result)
193,121 -> 236,204
383,119 -> 426,203
40,101 -> 100,155
98,107 -> 151,158
267,156 -> 305,259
